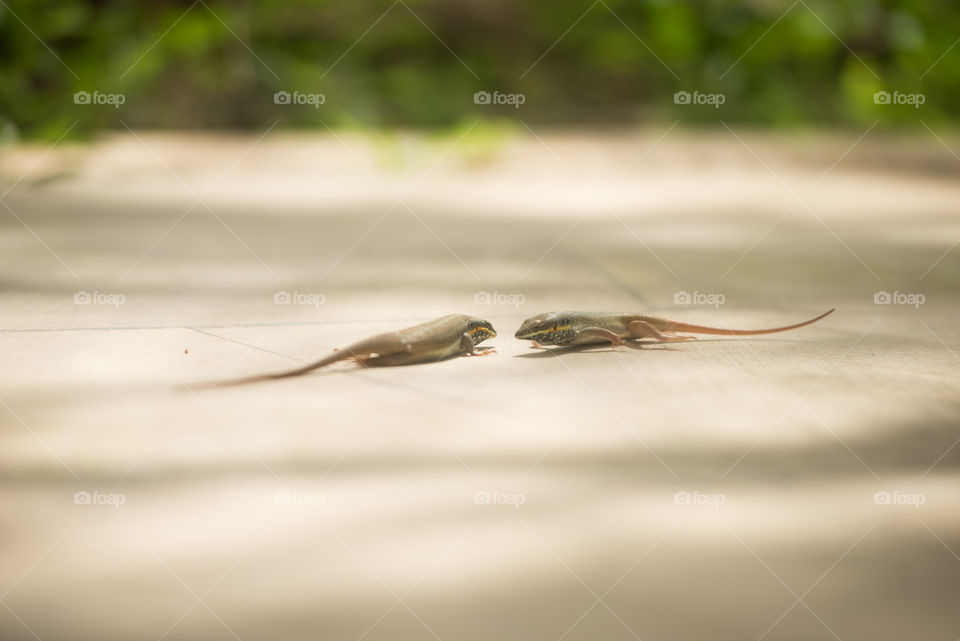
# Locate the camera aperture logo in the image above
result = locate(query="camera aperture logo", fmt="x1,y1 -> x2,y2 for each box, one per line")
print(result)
74,290 -> 125,308
274,90 -> 326,108
873,91 -> 924,108
674,490 -> 726,508
274,290 -> 325,308
674,90 -> 725,108
474,490 -> 526,508
674,290 -> 725,308
74,90 -> 126,108
473,90 -> 525,109
74,490 -> 126,508
873,290 -> 924,309
873,490 -> 925,508
274,490 -> 325,508
474,290 -> 525,308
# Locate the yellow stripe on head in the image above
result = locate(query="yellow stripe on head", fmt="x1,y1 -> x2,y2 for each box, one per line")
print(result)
527,324 -> 571,338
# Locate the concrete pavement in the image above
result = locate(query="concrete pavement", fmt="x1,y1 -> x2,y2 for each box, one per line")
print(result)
1,127 -> 958,640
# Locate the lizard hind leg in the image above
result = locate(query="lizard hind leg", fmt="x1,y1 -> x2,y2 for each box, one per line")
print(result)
573,327 -> 624,346
627,320 -> 697,343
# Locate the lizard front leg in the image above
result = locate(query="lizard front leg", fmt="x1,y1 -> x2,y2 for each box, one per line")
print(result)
460,332 -> 496,356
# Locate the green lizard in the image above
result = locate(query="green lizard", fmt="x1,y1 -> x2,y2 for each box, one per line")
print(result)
208,314 -> 496,387
515,309 -> 834,347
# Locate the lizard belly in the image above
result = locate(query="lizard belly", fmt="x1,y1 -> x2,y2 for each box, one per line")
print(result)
382,333 -> 465,365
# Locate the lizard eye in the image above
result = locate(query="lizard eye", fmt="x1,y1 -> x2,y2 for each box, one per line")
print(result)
551,324 -> 557,332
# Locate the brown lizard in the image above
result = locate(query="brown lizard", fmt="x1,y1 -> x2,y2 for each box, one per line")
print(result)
206,314 -> 496,387
514,309 -> 834,347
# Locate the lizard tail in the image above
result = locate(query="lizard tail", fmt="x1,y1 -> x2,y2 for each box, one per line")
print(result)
658,308 -> 835,336
192,349 -> 352,390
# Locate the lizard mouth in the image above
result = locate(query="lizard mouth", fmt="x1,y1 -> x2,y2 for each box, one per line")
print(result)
515,326 -> 547,341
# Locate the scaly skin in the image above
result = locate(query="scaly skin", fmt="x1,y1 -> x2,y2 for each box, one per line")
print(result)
515,309 -> 834,347
208,314 -> 496,387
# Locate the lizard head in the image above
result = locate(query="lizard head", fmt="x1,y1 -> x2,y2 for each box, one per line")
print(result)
465,317 -> 497,345
514,312 -> 576,346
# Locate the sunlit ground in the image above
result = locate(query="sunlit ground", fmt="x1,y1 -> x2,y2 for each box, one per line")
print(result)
1,127 -> 959,640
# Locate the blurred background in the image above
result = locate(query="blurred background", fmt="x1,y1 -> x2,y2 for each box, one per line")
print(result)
2,0 -> 958,138
1,2 -> 959,641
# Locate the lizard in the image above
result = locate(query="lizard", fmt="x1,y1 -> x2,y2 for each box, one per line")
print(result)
205,314 -> 497,388
514,309 -> 834,347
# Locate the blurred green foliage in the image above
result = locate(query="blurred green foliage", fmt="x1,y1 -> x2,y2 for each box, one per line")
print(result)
0,0 -> 957,140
